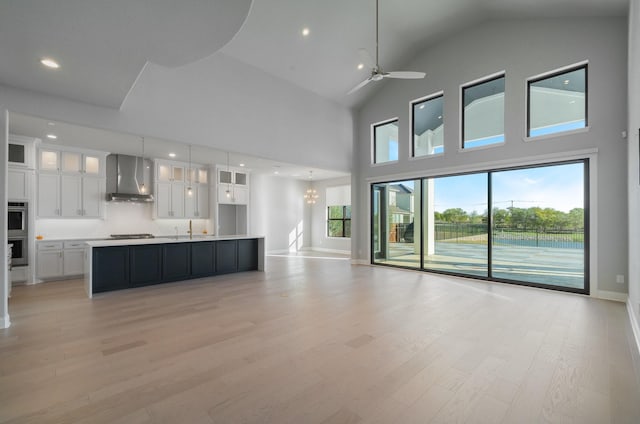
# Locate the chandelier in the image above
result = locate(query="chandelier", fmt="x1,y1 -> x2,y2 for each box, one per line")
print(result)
304,171 -> 319,204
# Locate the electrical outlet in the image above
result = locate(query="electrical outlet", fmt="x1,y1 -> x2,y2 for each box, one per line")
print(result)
616,274 -> 624,284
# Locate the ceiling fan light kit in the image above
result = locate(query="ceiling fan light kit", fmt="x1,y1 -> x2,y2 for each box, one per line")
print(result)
348,0 -> 425,94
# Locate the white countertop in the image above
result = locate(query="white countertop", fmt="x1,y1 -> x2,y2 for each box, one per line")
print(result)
85,234 -> 264,247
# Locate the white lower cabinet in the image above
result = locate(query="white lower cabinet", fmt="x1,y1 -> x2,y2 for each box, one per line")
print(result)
63,249 -> 85,276
37,242 -> 64,279
37,241 -> 87,280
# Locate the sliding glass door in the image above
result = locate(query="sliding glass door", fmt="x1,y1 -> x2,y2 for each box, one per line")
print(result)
490,162 -> 586,289
371,160 -> 588,293
371,180 -> 421,269
422,174 -> 488,277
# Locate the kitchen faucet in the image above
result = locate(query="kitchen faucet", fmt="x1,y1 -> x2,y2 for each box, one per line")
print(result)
188,220 -> 193,240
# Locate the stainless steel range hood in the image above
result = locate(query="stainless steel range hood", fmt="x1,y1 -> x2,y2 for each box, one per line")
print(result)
106,154 -> 154,202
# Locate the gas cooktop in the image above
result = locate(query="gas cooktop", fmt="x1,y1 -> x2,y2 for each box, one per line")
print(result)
109,233 -> 155,240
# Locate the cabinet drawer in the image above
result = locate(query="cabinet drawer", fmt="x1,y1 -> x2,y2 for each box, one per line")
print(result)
64,241 -> 87,249
38,241 -> 63,250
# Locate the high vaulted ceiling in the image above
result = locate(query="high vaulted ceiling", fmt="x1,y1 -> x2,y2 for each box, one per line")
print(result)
0,0 -> 628,110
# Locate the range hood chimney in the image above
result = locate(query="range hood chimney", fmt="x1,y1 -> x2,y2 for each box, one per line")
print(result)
106,154 -> 154,202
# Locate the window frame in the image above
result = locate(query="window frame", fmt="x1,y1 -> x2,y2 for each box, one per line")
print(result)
525,62 -> 588,140
327,205 -> 351,238
369,158 -> 590,295
410,91 -> 445,159
371,118 -> 400,165
460,71 -> 506,151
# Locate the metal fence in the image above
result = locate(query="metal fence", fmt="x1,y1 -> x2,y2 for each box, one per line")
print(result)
392,222 -> 584,249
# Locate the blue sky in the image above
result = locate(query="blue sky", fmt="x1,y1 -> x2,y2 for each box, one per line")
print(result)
398,162 -> 584,214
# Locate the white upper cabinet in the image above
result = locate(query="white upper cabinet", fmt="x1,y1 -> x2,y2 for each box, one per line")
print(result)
61,151 -> 103,175
155,160 -> 208,219
217,166 -> 249,205
36,145 -> 106,219
39,149 -> 60,172
37,173 -> 61,217
8,135 -> 37,169
157,162 -> 185,182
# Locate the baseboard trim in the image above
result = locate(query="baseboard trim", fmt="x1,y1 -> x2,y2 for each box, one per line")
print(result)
308,247 -> 351,255
266,249 -> 291,255
351,259 -> 369,265
0,314 -> 10,329
594,290 -> 628,303
627,298 -> 640,356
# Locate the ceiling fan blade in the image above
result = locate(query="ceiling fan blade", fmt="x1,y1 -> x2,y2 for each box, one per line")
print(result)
347,77 -> 373,95
357,48 -> 376,69
385,71 -> 426,79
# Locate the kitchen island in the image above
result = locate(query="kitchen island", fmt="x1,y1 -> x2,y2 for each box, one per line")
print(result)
84,235 -> 264,297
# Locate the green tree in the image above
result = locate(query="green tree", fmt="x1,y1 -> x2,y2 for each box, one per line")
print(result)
441,208 -> 468,223
493,208 -> 510,227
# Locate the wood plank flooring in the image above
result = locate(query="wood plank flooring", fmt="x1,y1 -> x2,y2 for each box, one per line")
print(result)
1,255 -> 639,423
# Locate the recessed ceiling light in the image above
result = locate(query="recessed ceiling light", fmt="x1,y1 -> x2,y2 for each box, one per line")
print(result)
438,115 -> 442,119
47,122 -> 55,126
357,63 -> 364,70
563,79 -> 570,85
419,104 -> 425,109
569,100 -> 576,104
302,28 -> 310,37
46,134 -> 57,139
274,171 -> 279,175
40,58 -> 60,69
239,163 -> 245,167
168,153 -> 176,158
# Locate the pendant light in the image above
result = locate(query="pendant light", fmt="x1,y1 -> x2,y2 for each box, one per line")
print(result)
139,137 -> 146,194
187,145 -> 193,196
304,170 -> 319,204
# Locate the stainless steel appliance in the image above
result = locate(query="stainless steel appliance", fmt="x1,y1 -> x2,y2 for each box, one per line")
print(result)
8,202 -> 28,266
8,236 -> 27,266
7,244 -> 12,297
106,155 -> 154,202
8,202 -> 27,236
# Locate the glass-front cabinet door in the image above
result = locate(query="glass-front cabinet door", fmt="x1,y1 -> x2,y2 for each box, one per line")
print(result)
39,149 -> 60,172
234,172 -> 247,186
84,155 -> 100,175
61,152 -> 82,173
157,163 -> 171,182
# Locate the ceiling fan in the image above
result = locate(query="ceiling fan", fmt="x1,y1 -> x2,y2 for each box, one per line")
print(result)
348,0 -> 426,94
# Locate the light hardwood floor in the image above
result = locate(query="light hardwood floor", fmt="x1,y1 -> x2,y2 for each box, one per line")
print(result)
1,256 -> 640,423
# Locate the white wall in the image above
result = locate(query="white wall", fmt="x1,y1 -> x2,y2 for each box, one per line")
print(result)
250,174 -> 309,254
627,0 -> 640,346
34,202 -> 210,240
353,17 -> 628,296
309,176 -> 352,254
1,109 -> 9,328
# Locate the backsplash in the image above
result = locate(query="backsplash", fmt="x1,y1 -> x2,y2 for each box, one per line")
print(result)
34,202 -> 211,240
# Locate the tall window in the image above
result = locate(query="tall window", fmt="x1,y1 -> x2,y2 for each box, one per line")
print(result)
462,74 -> 505,149
327,185 -> 351,238
373,119 -> 399,164
528,64 -> 587,138
412,94 -> 444,157
328,206 -> 351,237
